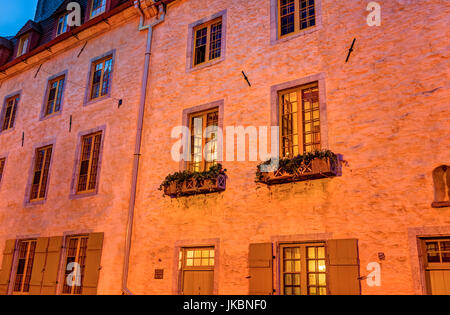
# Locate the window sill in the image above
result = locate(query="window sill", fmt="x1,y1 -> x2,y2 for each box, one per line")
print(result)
271,25 -> 323,46
84,95 -> 111,107
24,199 -> 47,208
0,128 -> 16,136
187,57 -> 225,73
69,191 -> 98,200
39,111 -> 62,122
431,201 -> 450,208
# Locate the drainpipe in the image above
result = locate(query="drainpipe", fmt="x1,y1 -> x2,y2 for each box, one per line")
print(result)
122,0 -> 167,295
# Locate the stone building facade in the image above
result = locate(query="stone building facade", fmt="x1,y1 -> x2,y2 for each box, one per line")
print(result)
0,0 -> 449,295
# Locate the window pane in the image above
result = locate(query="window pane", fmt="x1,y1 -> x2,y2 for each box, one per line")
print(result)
280,0 -> 295,36
209,21 -> 222,60
91,0 -> 106,17
300,0 -> 316,30
194,27 -> 207,65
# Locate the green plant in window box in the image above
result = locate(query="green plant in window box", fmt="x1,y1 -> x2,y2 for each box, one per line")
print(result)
256,150 -> 339,184
159,164 -> 227,197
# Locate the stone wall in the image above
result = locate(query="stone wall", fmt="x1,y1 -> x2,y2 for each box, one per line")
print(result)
0,8 -> 144,295
128,0 -> 449,295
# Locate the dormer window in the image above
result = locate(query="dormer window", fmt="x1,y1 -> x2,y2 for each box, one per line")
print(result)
56,14 -> 69,36
90,0 -> 107,18
17,34 -> 30,57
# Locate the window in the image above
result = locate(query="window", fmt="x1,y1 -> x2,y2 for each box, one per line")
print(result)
30,145 -> 53,201
90,0 -> 107,18
279,83 -> 320,158
422,238 -> 450,295
278,0 -> 316,37
1,95 -> 19,131
193,18 -> 222,66
13,240 -> 37,294
17,34 -> 30,57
188,108 -> 219,172
432,166 -> 450,208
56,14 -> 69,36
77,132 -> 102,193
90,56 -> 112,100
62,236 -> 88,295
280,243 -> 327,295
44,76 -> 65,116
179,247 -> 215,295
45,76 -> 65,116
0,158 -> 5,183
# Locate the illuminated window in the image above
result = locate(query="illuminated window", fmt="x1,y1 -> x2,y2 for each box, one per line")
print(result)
91,0 -> 107,18
90,56 -> 113,100
56,14 -> 69,36
45,76 -> 65,116
62,236 -> 88,295
17,34 -> 30,57
179,247 -> 215,295
13,240 -> 37,294
1,95 -> 19,131
193,18 -> 222,66
422,238 -> 450,295
425,239 -> 450,265
279,0 -> 316,37
77,132 -> 102,193
30,145 -> 53,201
188,109 -> 219,172
279,83 -> 320,158
280,243 -> 327,295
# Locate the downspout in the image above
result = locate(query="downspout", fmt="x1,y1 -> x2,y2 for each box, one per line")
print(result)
122,0 -> 166,295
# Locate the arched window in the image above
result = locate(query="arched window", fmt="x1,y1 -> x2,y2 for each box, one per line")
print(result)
432,165 -> 450,208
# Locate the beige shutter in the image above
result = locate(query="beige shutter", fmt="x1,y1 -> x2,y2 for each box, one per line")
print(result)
249,243 -> 273,295
426,270 -> 450,295
0,240 -> 16,295
327,239 -> 361,295
29,237 -> 49,295
82,232 -> 104,295
41,236 -> 63,295
183,270 -> 215,295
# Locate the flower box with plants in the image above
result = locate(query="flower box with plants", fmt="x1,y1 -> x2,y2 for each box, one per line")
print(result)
159,164 -> 227,197
256,150 -> 340,185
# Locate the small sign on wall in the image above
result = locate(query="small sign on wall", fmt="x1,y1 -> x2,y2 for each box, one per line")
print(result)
154,269 -> 164,280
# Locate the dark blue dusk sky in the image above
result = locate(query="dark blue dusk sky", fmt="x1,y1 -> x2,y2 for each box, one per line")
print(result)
0,0 -> 39,37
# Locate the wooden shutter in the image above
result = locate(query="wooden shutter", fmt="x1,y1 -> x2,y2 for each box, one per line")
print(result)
82,232 -> 104,295
327,239 -> 361,295
29,238 -> 49,295
426,270 -> 450,295
0,240 -> 16,295
183,270 -> 214,295
249,243 -> 273,295
41,236 -> 62,295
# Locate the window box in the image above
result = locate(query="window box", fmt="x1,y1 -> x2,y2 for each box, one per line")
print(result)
256,151 -> 339,185
161,165 -> 227,198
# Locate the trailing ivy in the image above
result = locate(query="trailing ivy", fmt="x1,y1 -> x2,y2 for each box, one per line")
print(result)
256,150 -> 338,181
159,164 -> 226,191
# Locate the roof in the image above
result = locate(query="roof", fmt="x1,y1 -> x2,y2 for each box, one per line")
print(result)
15,20 -> 43,38
0,0 -> 133,71
34,0 -> 66,23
